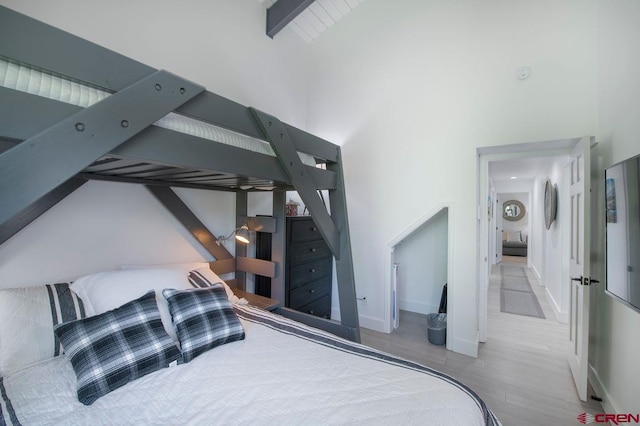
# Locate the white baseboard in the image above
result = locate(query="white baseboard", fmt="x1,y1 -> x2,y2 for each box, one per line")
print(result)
589,364 -> 619,414
358,313 -> 386,332
331,307 -> 387,333
399,300 -> 438,316
530,264 -> 542,281
544,287 -> 568,323
449,335 -> 478,358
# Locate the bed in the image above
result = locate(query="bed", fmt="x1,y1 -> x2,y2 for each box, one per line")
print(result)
0,6 -> 500,425
0,266 -> 499,425
0,5 -> 358,342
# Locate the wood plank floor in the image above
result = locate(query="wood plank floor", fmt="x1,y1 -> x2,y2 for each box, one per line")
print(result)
360,257 -> 604,425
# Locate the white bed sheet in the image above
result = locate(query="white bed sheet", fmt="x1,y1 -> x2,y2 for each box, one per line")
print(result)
0,306 -> 498,425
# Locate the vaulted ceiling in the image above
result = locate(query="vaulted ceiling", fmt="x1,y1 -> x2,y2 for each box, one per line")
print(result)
259,0 -> 366,42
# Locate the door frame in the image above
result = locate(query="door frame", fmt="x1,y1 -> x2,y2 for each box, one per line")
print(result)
476,137 -> 581,343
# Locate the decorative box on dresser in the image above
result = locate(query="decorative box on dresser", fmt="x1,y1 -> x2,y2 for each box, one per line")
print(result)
285,216 -> 333,319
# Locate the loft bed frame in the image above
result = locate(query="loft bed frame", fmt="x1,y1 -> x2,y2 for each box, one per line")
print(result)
0,6 -> 360,342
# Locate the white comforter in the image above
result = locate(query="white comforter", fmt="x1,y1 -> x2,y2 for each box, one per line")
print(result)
1,306 -> 497,425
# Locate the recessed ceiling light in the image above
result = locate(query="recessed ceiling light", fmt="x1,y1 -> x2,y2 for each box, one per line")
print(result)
510,176 -> 517,180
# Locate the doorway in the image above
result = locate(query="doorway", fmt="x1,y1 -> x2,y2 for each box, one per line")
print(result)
477,138 -> 577,342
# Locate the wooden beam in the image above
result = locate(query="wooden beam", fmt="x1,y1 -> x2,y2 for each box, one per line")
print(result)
270,190 -> 286,306
210,259 -> 236,275
0,70 -> 204,227
146,186 -> 233,260
266,0 -> 316,38
0,177 -> 87,245
274,307 -> 359,341
250,108 -> 340,259
328,148 -> 361,342
240,216 -> 277,233
236,257 -> 277,278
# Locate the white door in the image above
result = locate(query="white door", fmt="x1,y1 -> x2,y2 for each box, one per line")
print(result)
568,136 -> 592,401
496,197 -> 503,264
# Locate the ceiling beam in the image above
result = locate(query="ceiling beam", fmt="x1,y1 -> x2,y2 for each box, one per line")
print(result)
266,0 -> 316,38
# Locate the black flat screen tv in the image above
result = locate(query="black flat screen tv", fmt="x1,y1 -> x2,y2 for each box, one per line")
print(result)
605,153 -> 640,313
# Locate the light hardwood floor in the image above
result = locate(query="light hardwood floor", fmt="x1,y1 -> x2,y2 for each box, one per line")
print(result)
360,257 -> 604,425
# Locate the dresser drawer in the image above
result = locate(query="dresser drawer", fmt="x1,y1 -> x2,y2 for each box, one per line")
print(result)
296,294 -> 331,319
289,278 -> 331,309
289,219 -> 322,243
289,258 -> 332,289
289,240 -> 332,265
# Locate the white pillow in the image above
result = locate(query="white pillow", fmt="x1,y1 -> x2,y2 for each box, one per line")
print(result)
0,283 -> 85,376
120,262 -> 209,274
70,269 -> 191,342
189,267 -> 240,304
120,262 -> 240,305
507,231 -> 522,242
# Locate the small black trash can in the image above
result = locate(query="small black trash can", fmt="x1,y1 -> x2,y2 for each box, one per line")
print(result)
426,313 -> 447,345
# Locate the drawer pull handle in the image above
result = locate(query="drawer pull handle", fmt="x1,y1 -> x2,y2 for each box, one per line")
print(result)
309,310 -> 314,315
310,268 -> 316,273
311,227 -> 317,232
310,289 -> 315,294
311,248 -> 317,253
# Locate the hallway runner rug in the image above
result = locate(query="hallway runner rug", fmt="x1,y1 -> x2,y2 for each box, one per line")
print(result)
500,266 -> 546,319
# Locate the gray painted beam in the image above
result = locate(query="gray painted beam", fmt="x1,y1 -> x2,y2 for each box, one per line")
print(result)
146,186 -> 233,260
327,148 -> 361,342
266,0 -> 316,39
0,6 -> 339,162
210,259 -> 236,276
284,124 -> 338,163
0,87 -> 81,141
0,90 -> 337,191
236,257 -> 277,278
0,70 -> 204,227
240,216 -> 277,233
77,172 -> 237,192
0,5 -> 155,92
0,177 -> 87,245
235,192 -> 248,290
274,307 -> 359,341
271,191 -> 286,304
250,108 -> 341,259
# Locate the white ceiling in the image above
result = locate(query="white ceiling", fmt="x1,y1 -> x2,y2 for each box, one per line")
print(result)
259,0 -> 367,42
489,156 -> 564,182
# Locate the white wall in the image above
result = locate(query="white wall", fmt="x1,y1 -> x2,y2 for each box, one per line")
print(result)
590,0 -> 640,414
532,159 -> 569,322
394,210 -> 448,315
0,181 -> 235,287
0,1 -> 310,286
304,0 -> 598,355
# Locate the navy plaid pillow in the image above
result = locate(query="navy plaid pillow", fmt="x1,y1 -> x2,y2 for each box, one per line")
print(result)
54,290 -> 181,405
163,285 -> 245,363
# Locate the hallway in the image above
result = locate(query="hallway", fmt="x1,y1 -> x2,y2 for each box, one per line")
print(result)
361,257 -> 604,425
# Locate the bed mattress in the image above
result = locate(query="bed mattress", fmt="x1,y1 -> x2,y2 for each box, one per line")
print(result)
1,305 -> 499,425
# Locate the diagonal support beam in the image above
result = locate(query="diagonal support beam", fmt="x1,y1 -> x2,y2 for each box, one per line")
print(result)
145,186 -> 233,260
0,70 -> 204,227
266,0 -> 316,38
250,108 -> 340,259
0,177 -> 87,245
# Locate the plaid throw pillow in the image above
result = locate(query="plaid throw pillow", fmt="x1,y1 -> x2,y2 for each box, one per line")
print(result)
54,291 -> 181,405
163,285 -> 245,363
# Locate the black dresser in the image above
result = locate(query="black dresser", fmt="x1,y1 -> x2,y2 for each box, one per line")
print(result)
285,216 -> 333,318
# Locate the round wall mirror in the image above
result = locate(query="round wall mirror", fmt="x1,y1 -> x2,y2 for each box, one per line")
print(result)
503,200 -> 526,221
